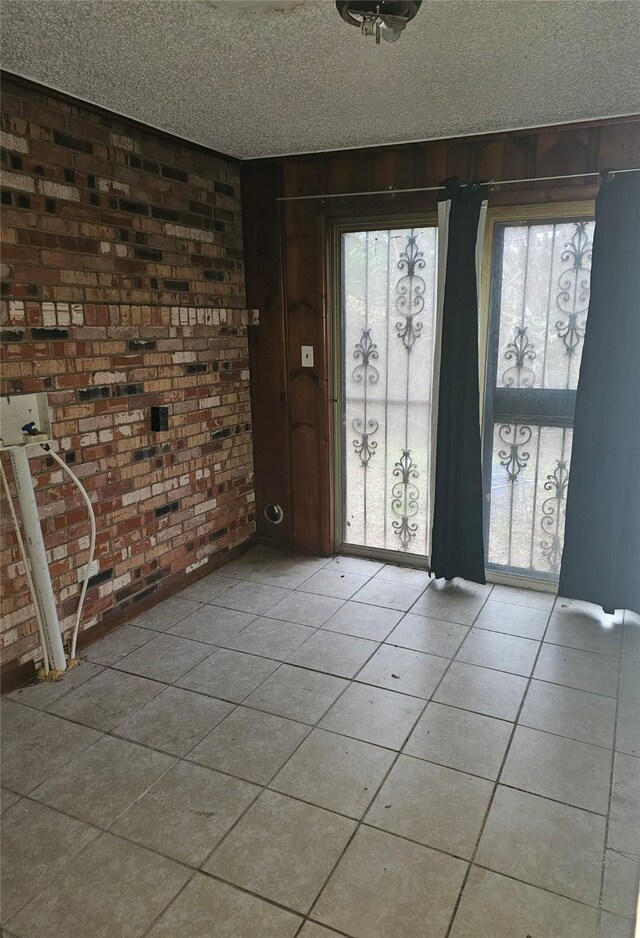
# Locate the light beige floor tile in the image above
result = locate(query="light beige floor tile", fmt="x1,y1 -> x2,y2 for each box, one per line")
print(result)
32,735 -> 175,827
49,667 -> 164,731
622,622 -> 640,661
373,564 -> 433,588
188,705 -> 309,784
386,613 -> 468,658
410,580 -> 491,625
546,611 -> 622,657
83,625 -> 155,666
113,632 -> 212,683
270,728 -> 394,818
356,644 -> 448,698
352,577 -> 427,611
7,832 -> 190,938
244,561 -> 326,590
204,790 -> 355,913
7,660 -> 103,708
534,643 -> 620,697
320,681 -> 424,749
298,569 -> 370,600
1,710 -> 100,794
226,616 -> 315,660
433,661 -> 527,720
175,648 -> 278,702
287,630 -> 378,678
554,596 -> 608,617
111,760 -> 258,866
325,556 -> 384,576
168,606 -> 256,645
490,584 -> 555,611
299,924 -> 339,937
598,911 -> 636,938
313,825 -> 467,938
0,699 -> 41,733
133,595 -> 202,631
405,702 -> 512,779
501,725 -> 612,813
113,686 -> 233,756
210,580 -> 291,614
449,866 -> 598,938
368,754 -> 493,857
1,788 -> 21,813
608,752 -> 640,854
322,601 -> 403,640
0,800 -> 98,921
473,600 -> 550,639
618,658 -> 639,704
602,848 -> 640,918
476,786 -> 606,904
456,628 -> 539,676
146,874 -> 302,938
177,573 -> 238,603
243,664 -> 347,723
264,591 -> 344,627
616,700 -> 640,756
520,680 -> 616,748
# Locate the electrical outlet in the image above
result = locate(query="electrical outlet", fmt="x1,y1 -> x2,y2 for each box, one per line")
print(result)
78,560 -> 99,582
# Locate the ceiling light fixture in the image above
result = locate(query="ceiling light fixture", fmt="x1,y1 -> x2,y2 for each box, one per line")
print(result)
336,1 -> 422,44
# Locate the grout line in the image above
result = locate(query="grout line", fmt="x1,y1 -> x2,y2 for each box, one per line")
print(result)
597,622 -> 624,926
3,552 -> 636,935
442,595 -> 557,938
300,582 -> 496,933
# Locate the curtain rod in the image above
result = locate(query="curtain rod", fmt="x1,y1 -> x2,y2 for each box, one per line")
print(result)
275,166 -> 640,203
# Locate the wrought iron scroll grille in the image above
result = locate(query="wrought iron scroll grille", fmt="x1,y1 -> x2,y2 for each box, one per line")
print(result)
483,217 -> 594,580
341,227 -> 437,555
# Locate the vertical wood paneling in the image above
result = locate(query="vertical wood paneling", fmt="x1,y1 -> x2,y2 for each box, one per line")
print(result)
242,116 -> 640,556
283,159 -> 333,554
242,161 -> 292,544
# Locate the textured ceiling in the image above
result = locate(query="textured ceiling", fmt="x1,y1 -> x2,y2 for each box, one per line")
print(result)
2,0 -> 639,159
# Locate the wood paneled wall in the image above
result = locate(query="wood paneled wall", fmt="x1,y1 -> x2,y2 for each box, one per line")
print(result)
242,116 -> 640,556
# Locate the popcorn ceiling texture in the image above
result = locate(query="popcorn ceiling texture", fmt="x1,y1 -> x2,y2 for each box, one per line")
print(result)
0,77 -> 255,670
2,0 -> 640,159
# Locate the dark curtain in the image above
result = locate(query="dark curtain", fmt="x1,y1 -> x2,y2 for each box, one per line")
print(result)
558,173 -> 640,615
430,182 -> 486,583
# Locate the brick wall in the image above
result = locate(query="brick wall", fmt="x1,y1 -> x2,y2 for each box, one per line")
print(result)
0,76 -> 256,671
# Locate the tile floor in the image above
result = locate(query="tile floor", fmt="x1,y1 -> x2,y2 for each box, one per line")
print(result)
1,547 -> 639,938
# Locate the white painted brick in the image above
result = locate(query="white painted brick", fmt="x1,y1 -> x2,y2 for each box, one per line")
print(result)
9,300 -> 25,324
38,180 -> 80,202
2,171 -> 34,192
0,131 -> 29,153
109,132 -> 139,153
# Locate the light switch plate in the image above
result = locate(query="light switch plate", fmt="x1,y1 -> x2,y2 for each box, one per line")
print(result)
301,345 -> 314,367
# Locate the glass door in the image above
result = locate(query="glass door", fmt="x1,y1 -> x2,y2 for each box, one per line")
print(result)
482,206 -> 595,583
337,223 -> 438,559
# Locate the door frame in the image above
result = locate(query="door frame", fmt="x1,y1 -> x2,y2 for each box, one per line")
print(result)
478,200 -> 595,592
330,213 -> 438,569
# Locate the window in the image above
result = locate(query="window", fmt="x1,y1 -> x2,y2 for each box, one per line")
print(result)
482,209 -> 595,581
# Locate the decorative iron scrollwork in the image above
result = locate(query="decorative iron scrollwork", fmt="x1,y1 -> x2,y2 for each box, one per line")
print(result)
555,221 -> 592,356
391,449 -> 420,550
540,458 -> 570,572
498,423 -> 533,482
502,326 -> 537,388
352,416 -> 379,468
394,235 -> 426,351
352,328 -> 379,384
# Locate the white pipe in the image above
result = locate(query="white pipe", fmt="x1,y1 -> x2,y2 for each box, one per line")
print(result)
0,458 -> 50,675
44,447 -> 96,659
8,447 -> 66,672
